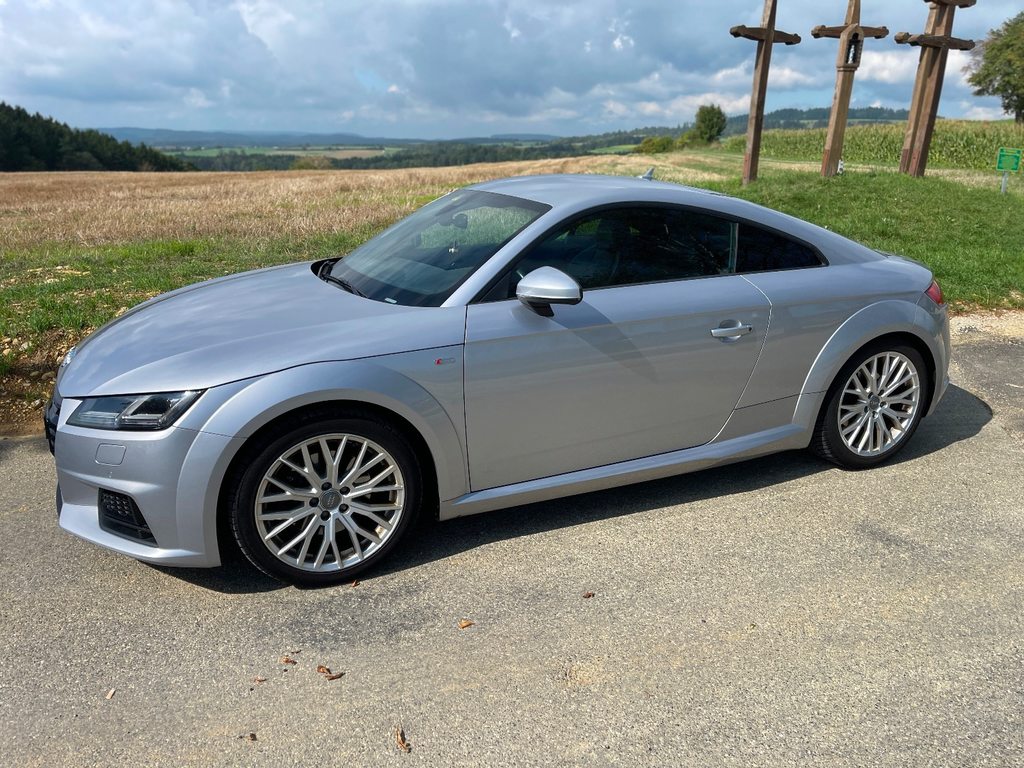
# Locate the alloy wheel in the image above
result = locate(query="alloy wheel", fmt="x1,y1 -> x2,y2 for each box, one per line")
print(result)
254,433 -> 406,573
837,351 -> 921,458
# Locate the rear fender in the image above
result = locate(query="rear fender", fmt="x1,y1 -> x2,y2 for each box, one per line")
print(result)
792,300 -> 946,431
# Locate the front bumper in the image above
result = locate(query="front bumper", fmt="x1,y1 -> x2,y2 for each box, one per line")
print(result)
52,398 -> 241,567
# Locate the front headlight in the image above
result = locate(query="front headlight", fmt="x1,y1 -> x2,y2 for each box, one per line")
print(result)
67,391 -> 203,431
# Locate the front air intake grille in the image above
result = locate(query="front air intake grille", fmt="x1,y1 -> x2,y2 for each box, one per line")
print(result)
98,489 -> 156,546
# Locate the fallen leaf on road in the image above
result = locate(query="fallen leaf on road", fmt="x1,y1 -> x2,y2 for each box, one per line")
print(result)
104,688 -> 115,700
317,665 -> 331,675
395,727 -> 412,753
279,656 -> 298,665
244,732 -> 257,742
582,591 -> 595,599
253,677 -> 267,684
326,672 -> 345,681
457,619 -> 474,629
350,580 -> 360,588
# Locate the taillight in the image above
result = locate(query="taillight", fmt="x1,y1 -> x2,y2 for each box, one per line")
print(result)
925,279 -> 944,306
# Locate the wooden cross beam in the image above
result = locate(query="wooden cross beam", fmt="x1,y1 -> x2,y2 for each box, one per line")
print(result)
730,0 -> 801,185
897,0 -> 977,177
812,0 -> 889,177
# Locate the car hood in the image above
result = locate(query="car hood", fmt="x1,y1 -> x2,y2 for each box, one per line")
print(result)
58,263 -> 466,396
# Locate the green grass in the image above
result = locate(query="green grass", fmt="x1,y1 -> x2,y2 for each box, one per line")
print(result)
0,231 -> 377,346
589,144 -> 638,155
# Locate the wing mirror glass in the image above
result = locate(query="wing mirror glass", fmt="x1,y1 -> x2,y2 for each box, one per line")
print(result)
515,267 -> 582,317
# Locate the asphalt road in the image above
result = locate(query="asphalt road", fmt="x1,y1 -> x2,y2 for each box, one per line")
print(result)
1,327 -> 1022,767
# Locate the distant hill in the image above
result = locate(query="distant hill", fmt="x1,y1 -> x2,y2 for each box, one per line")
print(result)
0,103 -> 190,172
102,127 -> 563,150
83,106 -> 921,174
104,108 -> 910,152
723,106 -> 910,136
99,127 -> 421,149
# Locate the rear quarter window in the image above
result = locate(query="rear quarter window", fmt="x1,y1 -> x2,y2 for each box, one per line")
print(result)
736,225 -> 822,273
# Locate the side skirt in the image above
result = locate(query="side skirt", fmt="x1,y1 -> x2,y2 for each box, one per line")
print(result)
439,422 -> 810,520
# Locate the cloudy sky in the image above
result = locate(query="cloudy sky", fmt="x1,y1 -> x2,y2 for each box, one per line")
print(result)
0,0 -> 1014,138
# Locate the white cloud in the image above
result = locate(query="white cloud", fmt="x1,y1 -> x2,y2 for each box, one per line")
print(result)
946,49 -> 974,89
859,51 -> 919,85
711,62 -> 751,86
503,16 -> 521,40
602,99 -> 631,119
769,65 -> 823,88
961,103 -> 1008,121
233,0 -> 296,53
608,18 -> 634,51
79,11 -> 129,41
184,88 -> 213,108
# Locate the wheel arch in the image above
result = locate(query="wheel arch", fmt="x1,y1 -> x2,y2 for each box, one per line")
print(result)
214,398 -> 441,564
792,300 -> 944,432
187,360 -> 468,565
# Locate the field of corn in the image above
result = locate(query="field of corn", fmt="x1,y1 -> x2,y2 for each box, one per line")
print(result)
721,120 -> 1024,170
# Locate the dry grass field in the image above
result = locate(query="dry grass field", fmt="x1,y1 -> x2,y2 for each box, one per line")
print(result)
1,155 -> 701,251
1,151 -> 1021,434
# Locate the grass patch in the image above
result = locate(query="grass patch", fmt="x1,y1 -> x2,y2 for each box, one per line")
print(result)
1,232 -> 372,342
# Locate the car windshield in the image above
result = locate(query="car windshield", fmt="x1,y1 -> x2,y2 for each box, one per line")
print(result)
329,189 -> 550,306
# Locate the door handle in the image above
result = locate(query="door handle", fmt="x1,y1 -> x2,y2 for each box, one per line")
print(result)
710,323 -> 753,339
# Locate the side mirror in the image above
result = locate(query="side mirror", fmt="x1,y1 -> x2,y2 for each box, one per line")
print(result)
516,267 -> 582,317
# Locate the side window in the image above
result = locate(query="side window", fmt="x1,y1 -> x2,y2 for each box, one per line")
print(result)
736,225 -> 822,272
482,207 -> 737,301
618,208 -> 735,285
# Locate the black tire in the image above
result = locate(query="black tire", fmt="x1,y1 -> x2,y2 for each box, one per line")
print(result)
226,412 -> 422,586
810,341 -> 930,470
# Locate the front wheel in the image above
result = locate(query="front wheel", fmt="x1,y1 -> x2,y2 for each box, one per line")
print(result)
227,414 -> 421,586
811,343 -> 929,469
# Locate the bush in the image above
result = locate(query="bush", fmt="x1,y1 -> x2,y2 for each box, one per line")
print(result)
634,136 -> 675,154
693,105 -> 728,144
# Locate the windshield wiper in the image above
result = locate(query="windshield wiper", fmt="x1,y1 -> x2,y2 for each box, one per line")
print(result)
318,260 -> 367,297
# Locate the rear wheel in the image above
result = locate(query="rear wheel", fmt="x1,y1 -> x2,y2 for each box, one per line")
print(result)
228,413 -> 421,586
811,342 -> 929,469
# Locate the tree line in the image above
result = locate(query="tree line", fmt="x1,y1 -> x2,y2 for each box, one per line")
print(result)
0,102 -> 190,172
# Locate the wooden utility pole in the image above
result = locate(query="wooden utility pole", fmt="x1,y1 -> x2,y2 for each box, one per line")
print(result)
812,0 -> 888,177
896,0 -> 976,177
731,0 -> 801,185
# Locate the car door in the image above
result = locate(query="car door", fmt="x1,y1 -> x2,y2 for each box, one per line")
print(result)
462,205 -> 772,491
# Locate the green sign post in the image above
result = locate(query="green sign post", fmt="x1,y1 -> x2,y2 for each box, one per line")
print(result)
997,147 -> 1023,194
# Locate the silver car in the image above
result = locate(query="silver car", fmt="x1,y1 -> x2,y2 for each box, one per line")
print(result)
47,174 -> 950,585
